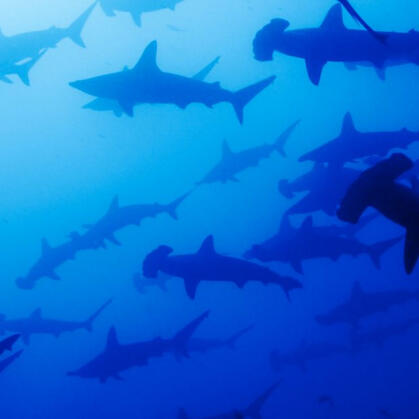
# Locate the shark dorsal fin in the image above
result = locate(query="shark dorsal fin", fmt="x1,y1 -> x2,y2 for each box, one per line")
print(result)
341,112 -> 356,135
301,216 -> 313,231
351,281 -> 364,300
31,308 -> 42,319
41,238 -> 52,256
321,5 -> 346,31
133,41 -> 159,73
106,327 -> 120,350
222,140 -> 233,158
197,235 -> 216,256
108,196 -> 119,214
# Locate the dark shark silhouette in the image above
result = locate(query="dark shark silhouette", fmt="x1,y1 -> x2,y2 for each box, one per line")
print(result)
253,5 -> 419,84
244,215 -> 400,274
299,113 -> 419,166
188,325 -> 253,354
68,310 -> 209,382
17,192 -> 188,289
337,153 -> 419,274
143,235 -> 302,300
178,382 -> 279,419
99,0 -> 183,27
0,334 -> 20,356
197,120 -> 299,185
351,317 -> 419,350
316,281 -> 419,328
0,299 -> 112,344
83,56 -> 221,117
70,41 -> 275,123
0,3 -> 95,67
0,350 -> 23,374
270,340 -> 348,372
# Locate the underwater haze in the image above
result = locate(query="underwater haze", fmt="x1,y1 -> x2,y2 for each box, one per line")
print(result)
1,0 -> 419,418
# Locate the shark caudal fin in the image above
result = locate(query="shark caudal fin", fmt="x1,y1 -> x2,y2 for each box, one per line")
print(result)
66,2 -> 97,47
224,325 -> 254,349
369,236 -> 403,269
193,56 -> 220,81
404,228 -> 419,274
164,191 -> 190,220
243,382 -> 280,419
274,120 -> 300,157
83,298 -> 112,331
15,50 -> 46,86
171,311 -> 210,359
232,76 -> 276,124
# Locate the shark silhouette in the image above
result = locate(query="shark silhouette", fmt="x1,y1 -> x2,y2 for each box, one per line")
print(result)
143,235 -> 302,300
70,41 -> 275,123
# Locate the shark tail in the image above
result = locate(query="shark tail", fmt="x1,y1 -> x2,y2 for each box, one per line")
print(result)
274,120 -> 300,157
83,298 -> 112,331
369,235 -> 403,269
171,311 -> 210,359
224,325 -> 254,349
164,191 -> 190,220
231,76 -> 276,124
16,50 -> 46,86
243,382 -> 280,419
66,2 -> 97,48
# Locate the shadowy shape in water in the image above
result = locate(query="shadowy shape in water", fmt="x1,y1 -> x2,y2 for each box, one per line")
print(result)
0,350 -> 23,374
0,334 -> 20,356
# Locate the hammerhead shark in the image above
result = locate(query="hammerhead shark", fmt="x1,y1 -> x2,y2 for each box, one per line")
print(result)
67,311 -> 209,382
0,3 -> 96,67
17,192 -> 189,289
338,153 -> 419,274
178,382 -> 280,419
299,113 -> 419,166
84,56 -> 221,117
98,0 -> 184,27
0,334 -> 20,356
253,4 -> 419,84
244,215 -> 401,274
0,299 -> 112,344
316,281 -> 419,328
197,121 -> 299,185
142,235 -> 302,300
70,41 -> 275,123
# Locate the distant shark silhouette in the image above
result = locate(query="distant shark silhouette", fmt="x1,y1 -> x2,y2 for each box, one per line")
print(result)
98,0 -> 184,27
143,235 -> 302,300
0,299 -> 112,344
178,382 -> 279,419
17,192 -> 189,289
299,113 -> 419,166
270,340 -> 348,372
0,350 -> 23,374
0,3 -> 95,67
351,316 -> 419,350
253,4 -> 419,84
188,325 -> 253,354
0,334 -> 20,356
338,153 -> 419,274
68,311 -> 209,382
84,56 -> 221,117
70,41 -> 275,123
197,121 -> 299,185
316,281 -> 419,328
244,215 -> 400,274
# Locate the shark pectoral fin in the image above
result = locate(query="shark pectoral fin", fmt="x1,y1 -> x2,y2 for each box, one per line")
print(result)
100,3 -> 116,17
130,12 -> 142,27
375,67 -> 386,81
184,278 -> 200,299
49,272 -> 61,281
291,259 -> 303,274
118,100 -> 134,117
305,59 -> 326,85
0,75 -> 12,84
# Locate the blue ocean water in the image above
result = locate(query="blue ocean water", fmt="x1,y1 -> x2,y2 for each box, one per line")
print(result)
1,0 -> 419,418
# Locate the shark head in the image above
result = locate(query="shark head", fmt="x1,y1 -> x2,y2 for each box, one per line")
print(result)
15,276 -> 35,290
253,18 -> 290,61
143,245 -> 173,278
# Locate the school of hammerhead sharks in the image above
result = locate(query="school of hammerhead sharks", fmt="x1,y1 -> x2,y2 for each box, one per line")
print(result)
1,0 -> 419,417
